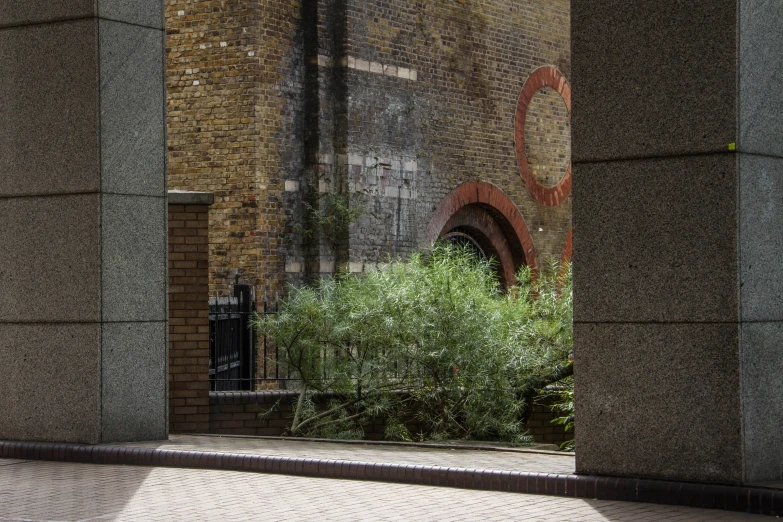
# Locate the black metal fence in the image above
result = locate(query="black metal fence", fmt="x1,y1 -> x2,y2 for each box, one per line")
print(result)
208,283 -> 256,391
208,281 -> 283,391
257,297 -> 283,383
209,284 -> 414,390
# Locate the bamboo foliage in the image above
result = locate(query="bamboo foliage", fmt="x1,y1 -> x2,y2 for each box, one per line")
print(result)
252,244 -> 573,443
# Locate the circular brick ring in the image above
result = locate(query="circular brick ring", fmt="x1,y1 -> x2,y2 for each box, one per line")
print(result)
514,66 -> 572,207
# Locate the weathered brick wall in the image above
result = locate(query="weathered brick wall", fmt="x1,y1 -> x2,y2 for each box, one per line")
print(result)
166,1 -> 296,296
282,0 -> 572,277
358,0 -> 569,267
168,196 -> 212,433
167,0 -> 572,290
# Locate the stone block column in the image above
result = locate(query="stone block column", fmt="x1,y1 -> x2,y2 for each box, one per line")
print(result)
0,2 -> 167,443
572,1 -> 783,484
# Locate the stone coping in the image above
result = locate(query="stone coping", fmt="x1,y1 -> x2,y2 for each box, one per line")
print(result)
168,190 -> 214,205
1,440 -> 781,516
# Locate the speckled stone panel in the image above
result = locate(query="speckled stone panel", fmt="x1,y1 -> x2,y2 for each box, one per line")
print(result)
0,3 -> 168,445
0,195 -> 101,323
573,154 -> 739,323
740,322 -> 783,483
0,1 -> 163,30
739,0 -> 783,158
739,154 -> 783,322
99,20 -> 166,197
0,324 -> 101,444
0,2 -> 94,27
0,20 -> 99,197
102,322 -> 168,442
571,0 -> 737,162
574,322 -> 743,484
101,195 -> 167,322
99,0 -> 164,29
572,0 -> 783,487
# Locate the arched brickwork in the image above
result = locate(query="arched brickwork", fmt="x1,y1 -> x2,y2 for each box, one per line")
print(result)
441,206 -> 518,287
425,182 -> 538,285
514,66 -> 572,207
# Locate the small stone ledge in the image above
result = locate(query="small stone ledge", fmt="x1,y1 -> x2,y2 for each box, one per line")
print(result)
168,190 -> 215,206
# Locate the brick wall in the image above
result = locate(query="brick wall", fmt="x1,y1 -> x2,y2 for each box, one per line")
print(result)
166,1 -> 294,296
340,0 -> 571,269
166,0 -> 572,292
528,401 -> 571,446
526,87 -> 571,190
168,193 -> 213,433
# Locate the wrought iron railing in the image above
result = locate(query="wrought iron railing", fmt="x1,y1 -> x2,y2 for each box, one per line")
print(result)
208,282 -> 255,391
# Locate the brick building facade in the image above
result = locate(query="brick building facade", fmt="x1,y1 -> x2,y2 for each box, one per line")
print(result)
166,0 -> 571,296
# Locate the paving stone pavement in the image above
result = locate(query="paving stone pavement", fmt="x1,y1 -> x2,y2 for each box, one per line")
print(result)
0,459 -> 770,521
111,434 -> 577,474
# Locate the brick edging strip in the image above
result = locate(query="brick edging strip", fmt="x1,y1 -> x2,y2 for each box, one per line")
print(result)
1,441 -> 780,516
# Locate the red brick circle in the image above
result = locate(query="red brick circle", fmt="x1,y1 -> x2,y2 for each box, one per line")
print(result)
514,66 -> 572,207
425,182 -> 538,280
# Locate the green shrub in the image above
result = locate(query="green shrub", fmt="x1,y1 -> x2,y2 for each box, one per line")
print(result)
252,243 -> 573,443
547,376 -> 575,451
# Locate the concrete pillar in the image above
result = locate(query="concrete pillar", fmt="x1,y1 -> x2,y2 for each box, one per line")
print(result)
0,2 -> 167,443
572,1 -> 783,484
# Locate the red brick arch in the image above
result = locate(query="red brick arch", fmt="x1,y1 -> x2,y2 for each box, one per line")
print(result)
425,182 -> 538,286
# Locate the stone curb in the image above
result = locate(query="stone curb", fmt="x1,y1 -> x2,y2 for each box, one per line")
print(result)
1,440 -> 781,517
185,431 -> 569,456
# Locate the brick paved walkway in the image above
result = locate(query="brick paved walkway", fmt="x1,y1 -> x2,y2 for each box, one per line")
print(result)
0,459 -> 768,521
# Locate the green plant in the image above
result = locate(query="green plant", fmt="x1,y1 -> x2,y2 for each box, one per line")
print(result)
537,367 -> 574,452
296,188 -> 364,247
252,244 -> 573,443
549,377 -> 575,451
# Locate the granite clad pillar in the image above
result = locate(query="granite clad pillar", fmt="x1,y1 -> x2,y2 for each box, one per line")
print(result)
572,1 -> 783,484
0,2 -> 167,443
